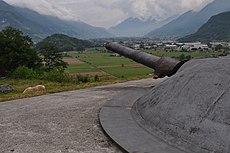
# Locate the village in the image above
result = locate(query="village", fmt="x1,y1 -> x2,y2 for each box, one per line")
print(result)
116,38 -> 230,52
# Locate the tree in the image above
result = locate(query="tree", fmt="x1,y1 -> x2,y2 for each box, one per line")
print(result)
215,44 -> 224,51
0,27 -> 41,77
38,43 -> 68,72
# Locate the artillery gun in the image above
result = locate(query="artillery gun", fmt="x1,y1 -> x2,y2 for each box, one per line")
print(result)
105,42 -> 230,153
105,42 -> 187,78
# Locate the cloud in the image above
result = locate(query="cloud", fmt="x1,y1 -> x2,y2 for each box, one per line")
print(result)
4,0 -> 74,20
3,0 -> 213,28
94,0 -> 213,20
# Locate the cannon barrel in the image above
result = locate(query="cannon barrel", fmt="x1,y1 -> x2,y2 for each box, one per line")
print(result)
105,42 -> 186,78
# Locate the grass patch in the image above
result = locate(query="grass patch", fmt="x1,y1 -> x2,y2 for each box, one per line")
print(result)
145,50 -> 222,58
0,78 -> 124,102
102,66 -> 153,79
0,79 -> 75,102
66,63 -> 99,73
71,52 -> 135,66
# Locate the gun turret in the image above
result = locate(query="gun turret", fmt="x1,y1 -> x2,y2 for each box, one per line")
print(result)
105,42 -> 187,78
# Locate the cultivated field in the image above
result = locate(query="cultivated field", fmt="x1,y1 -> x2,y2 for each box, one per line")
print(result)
145,49 -> 223,58
64,49 -> 223,80
65,51 -> 153,79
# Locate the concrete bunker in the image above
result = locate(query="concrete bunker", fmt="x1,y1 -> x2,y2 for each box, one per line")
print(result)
106,42 -> 230,153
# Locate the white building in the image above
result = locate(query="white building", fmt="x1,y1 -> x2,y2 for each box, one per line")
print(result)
165,44 -> 178,50
182,42 -> 209,51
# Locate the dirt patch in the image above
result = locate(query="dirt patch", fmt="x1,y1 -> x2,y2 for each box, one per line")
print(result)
97,65 -> 121,68
126,64 -> 146,68
80,71 -> 111,77
97,64 -> 145,68
63,57 -> 83,64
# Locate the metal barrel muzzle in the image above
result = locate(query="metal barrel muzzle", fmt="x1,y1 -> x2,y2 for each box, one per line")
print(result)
105,42 -> 186,78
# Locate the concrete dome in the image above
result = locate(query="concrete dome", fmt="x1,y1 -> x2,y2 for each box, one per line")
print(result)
132,56 -> 230,153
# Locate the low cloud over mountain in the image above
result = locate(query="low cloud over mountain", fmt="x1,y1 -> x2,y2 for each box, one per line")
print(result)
4,0 -> 213,28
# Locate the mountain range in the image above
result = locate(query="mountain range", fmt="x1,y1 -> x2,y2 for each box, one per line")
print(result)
108,16 -> 177,37
146,0 -> 230,38
1,0 -> 230,40
0,0 -> 113,42
178,11 -> 230,42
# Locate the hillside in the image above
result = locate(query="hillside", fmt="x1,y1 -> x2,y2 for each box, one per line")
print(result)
37,34 -> 95,51
0,0 -> 113,42
178,11 -> 230,42
146,0 -> 230,38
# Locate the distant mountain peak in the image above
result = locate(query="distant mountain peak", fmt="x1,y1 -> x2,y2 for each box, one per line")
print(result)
108,16 -> 161,37
137,16 -> 157,21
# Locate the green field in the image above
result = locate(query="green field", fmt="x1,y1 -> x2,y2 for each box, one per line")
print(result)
73,52 -> 136,66
102,66 -> 153,78
145,50 -> 222,58
65,49 -> 224,80
67,51 -> 153,79
67,63 -> 99,73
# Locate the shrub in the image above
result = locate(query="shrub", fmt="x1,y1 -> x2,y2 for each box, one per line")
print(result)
178,54 -> 185,61
177,54 -> 192,61
83,75 -> 90,83
75,74 -> 90,84
42,69 -> 72,83
94,75 -> 99,82
11,66 -> 40,79
11,66 -> 74,83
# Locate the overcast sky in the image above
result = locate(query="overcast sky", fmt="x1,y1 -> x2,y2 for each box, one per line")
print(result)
4,0 -> 213,28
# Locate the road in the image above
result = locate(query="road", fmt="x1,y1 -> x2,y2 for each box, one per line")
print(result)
0,78 -> 163,153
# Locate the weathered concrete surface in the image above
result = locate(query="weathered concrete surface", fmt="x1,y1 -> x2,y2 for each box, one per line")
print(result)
0,78 -> 156,153
100,78 -> 185,153
133,56 -> 230,153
